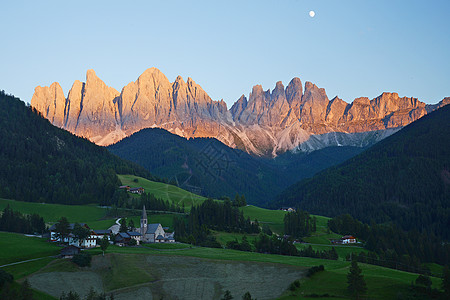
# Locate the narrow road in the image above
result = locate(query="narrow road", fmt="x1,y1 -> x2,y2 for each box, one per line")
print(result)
0,256 -> 54,268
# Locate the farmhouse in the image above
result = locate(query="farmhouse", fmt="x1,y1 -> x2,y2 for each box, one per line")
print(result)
331,235 -> 357,244
341,235 -> 357,244
129,187 -> 144,194
49,223 -> 98,248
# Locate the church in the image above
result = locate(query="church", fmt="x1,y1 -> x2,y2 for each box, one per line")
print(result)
140,205 -> 175,243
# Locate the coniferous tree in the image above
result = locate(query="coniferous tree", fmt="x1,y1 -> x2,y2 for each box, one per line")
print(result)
119,218 -> 128,233
347,258 -> 367,299
100,235 -> 109,257
55,217 -> 70,243
221,290 -> 233,300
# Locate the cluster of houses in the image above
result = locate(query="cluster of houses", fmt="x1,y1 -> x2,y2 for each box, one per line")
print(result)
51,205 -> 175,256
119,185 -> 145,195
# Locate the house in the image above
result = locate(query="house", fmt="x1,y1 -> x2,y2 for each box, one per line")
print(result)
127,231 -> 142,245
92,229 -> 112,241
280,207 -> 296,212
129,187 -> 144,194
60,245 -> 81,259
115,231 -> 142,246
341,235 -> 357,244
139,205 -> 174,243
115,232 -> 131,246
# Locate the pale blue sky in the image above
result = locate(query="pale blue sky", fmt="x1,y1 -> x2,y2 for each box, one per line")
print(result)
1,0 -> 449,106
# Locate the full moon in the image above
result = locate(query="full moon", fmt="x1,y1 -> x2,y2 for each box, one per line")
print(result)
309,10 -> 315,18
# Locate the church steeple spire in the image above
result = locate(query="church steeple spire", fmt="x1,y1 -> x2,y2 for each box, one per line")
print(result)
140,205 -> 148,236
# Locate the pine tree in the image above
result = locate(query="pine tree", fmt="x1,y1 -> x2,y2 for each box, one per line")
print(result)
119,218 -> 128,233
221,290 -> 233,300
347,258 -> 367,299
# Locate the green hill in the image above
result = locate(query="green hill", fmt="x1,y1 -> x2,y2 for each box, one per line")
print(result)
118,174 -> 206,210
0,91 -> 154,206
272,104 -> 450,240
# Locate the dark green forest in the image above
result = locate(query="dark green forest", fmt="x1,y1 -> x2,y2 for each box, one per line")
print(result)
108,127 -> 363,205
0,91 -> 155,205
272,104 -> 450,240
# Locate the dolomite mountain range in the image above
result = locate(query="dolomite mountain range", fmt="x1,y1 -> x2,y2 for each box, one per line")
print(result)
31,68 -> 450,156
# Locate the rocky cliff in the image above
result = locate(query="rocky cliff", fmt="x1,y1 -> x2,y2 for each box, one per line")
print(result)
31,68 -> 449,156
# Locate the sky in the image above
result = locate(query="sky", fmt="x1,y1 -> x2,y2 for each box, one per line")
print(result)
1,0 -> 449,107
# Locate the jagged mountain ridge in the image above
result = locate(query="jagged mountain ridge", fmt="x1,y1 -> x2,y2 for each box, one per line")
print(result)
31,68 -> 450,156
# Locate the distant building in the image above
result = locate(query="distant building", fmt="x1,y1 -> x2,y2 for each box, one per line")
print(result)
92,229 -> 112,241
280,207 -> 296,212
341,235 -> 357,244
119,185 -> 130,191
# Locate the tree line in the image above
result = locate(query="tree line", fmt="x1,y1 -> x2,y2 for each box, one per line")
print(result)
0,205 -> 45,234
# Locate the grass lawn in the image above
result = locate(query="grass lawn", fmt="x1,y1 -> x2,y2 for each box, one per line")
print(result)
141,243 -> 191,250
0,232 -> 61,265
118,174 -> 207,210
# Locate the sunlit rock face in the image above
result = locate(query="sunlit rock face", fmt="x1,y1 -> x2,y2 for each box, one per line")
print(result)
31,68 -> 449,157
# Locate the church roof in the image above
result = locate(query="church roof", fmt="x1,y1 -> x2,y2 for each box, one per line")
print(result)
156,235 -> 165,240
146,223 -> 162,234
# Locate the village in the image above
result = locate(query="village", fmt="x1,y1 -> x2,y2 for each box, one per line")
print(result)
50,205 -> 175,258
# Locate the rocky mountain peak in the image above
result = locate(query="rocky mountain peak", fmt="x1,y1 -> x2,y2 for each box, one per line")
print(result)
31,68 -> 449,156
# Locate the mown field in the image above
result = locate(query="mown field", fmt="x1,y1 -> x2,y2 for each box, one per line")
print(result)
118,174 -> 207,209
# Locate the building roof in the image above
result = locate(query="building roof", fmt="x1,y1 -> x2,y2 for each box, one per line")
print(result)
146,223 -> 162,234
156,235 -> 165,240
93,230 -> 111,235
127,231 -> 142,236
117,232 -> 130,239
129,187 -> 144,191
342,235 -> 356,239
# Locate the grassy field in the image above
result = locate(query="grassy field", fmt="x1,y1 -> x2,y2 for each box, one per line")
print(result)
0,198 -> 107,224
295,243 -> 367,260
118,174 -> 207,209
0,232 -> 443,300
88,245 -> 441,299
240,205 -> 287,233
0,232 -> 61,265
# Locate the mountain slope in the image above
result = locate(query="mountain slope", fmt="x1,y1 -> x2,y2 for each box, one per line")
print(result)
272,104 -> 450,239
0,90 -> 154,205
31,68 -> 450,156
108,127 -> 364,204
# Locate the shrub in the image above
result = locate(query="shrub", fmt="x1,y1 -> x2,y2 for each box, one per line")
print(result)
0,270 -> 13,288
72,251 -> 92,267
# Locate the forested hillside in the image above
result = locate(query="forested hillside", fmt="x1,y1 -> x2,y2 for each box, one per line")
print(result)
272,104 -> 450,239
0,91 -> 155,205
108,128 -> 363,205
